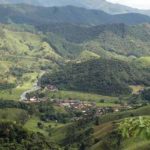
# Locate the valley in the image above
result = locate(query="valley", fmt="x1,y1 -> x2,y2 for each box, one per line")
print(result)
0,2 -> 149,150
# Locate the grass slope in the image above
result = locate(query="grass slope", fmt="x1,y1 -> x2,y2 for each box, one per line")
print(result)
0,24 -> 62,101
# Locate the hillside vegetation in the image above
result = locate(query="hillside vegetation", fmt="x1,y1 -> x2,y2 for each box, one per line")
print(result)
40,58 -> 150,96
0,121 -> 58,149
0,23 -> 150,60
39,23 -> 150,57
0,24 -> 62,100
90,116 -> 150,150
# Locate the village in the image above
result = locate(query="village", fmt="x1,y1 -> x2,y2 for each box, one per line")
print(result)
23,84 -> 133,117
52,98 -> 132,116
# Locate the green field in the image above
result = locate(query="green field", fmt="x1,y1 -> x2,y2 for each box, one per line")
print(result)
0,108 -> 28,123
91,114 -> 150,150
123,139 -> 150,150
136,56 -> 150,68
46,90 -> 119,106
24,116 -> 67,140
129,85 -> 144,94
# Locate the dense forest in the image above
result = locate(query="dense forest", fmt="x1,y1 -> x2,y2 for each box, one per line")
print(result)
40,58 -> 150,96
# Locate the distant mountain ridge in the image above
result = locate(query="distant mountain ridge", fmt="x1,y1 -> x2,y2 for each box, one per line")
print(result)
0,0 -> 149,16
0,4 -> 150,26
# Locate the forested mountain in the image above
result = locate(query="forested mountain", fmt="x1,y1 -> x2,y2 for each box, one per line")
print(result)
1,23 -> 150,59
39,23 -> 150,43
40,59 -> 150,96
0,4 -> 150,25
39,23 -> 150,57
0,0 -> 149,16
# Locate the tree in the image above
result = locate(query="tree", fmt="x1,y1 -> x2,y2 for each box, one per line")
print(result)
79,142 -> 85,150
37,122 -> 44,129
95,117 -> 100,126
26,93 -> 30,101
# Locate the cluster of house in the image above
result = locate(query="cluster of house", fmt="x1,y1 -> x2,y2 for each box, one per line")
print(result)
53,99 -> 96,111
52,99 -> 123,115
52,98 -> 133,117
23,83 -> 133,117
23,96 -> 40,103
28,96 -> 39,102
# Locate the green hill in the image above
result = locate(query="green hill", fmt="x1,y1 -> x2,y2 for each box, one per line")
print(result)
40,23 -> 150,57
0,23 -> 150,60
90,105 -> 150,150
0,121 -> 58,149
0,24 -> 63,100
0,23 -> 150,100
90,116 -> 150,150
40,58 -> 150,96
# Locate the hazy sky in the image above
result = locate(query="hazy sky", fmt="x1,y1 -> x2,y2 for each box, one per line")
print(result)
107,0 -> 150,9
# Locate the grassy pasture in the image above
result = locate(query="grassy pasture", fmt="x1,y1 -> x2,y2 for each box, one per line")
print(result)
0,108 -> 28,123
0,72 -> 38,101
123,139 -> 150,150
24,116 -> 67,138
136,56 -> 150,68
46,90 -> 119,106
91,116 -> 150,150
0,25 -> 61,101
129,85 -> 144,94
99,105 -> 150,124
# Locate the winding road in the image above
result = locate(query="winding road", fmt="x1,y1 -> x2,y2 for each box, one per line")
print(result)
20,71 -> 45,101
20,81 -> 41,101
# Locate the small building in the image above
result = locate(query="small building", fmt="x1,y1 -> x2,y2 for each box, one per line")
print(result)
29,96 -> 38,102
47,85 -> 58,92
